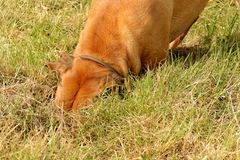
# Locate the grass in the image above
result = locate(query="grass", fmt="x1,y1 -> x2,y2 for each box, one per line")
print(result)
0,0 -> 240,159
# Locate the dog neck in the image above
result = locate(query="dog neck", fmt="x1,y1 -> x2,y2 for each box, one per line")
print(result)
79,54 -> 125,85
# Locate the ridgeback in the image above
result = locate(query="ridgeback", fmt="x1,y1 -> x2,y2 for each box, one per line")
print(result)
48,0 -> 209,110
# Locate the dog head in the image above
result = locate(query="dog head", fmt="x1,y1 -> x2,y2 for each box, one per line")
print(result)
47,52 -> 122,111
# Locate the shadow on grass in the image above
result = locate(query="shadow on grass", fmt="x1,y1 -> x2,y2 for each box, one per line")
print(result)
169,45 -> 209,66
169,31 -> 240,67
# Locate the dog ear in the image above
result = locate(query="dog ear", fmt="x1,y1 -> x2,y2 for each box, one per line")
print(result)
46,52 -> 73,75
47,62 -> 69,75
58,51 -> 73,66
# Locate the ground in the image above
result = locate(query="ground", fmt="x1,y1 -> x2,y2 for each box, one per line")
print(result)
0,0 -> 240,159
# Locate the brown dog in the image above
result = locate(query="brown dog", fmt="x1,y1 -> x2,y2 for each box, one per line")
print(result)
48,0 -> 209,110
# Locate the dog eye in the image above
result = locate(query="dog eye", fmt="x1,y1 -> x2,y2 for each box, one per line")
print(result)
99,88 -> 113,99
98,85 -> 127,100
